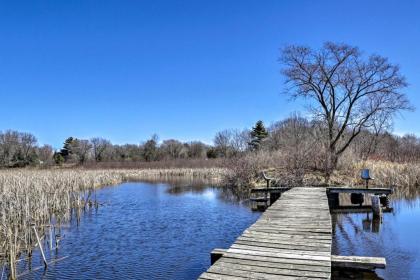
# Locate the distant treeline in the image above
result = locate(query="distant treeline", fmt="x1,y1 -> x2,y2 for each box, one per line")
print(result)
0,115 -> 419,168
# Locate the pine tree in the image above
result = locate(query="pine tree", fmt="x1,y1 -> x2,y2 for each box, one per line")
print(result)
60,137 -> 74,161
249,120 -> 268,150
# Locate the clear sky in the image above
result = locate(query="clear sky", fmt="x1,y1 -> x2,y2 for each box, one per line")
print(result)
1,0 -> 419,148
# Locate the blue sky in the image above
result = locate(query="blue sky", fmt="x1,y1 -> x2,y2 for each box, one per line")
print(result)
1,0 -> 419,148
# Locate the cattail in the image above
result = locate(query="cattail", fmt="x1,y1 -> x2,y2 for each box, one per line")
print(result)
0,168 -> 226,278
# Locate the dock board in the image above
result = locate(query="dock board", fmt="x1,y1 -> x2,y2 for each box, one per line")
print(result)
199,187 -> 332,280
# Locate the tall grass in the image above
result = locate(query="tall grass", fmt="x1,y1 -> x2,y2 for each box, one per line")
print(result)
0,168 -> 227,278
329,160 -> 420,188
353,161 -> 420,188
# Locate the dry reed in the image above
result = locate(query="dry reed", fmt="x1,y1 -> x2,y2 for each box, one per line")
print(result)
0,167 -> 227,278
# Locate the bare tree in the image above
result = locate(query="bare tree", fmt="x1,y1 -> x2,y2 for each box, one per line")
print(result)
0,130 -> 20,166
214,130 -> 232,157
399,134 -> 420,162
160,139 -> 185,159
269,114 -> 319,184
71,139 -> 92,164
115,144 -> 142,161
214,129 -> 251,157
0,130 -> 38,167
375,132 -> 399,162
231,129 -> 251,154
37,145 -> 54,165
91,137 -> 112,162
20,133 -> 38,161
187,141 -> 208,158
352,111 -> 393,161
281,42 -> 411,181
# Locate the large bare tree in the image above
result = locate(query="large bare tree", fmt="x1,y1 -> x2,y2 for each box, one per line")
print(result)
71,139 -> 92,164
281,42 -> 411,180
91,137 -> 112,162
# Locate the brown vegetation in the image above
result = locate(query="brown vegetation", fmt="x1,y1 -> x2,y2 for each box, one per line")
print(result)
82,158 -> 224,170
0,168 -> 227,278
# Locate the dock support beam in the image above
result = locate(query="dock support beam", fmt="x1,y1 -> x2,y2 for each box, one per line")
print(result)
328,192 -> 340,208
270,192 -> 281,204
371,195 -> 382,218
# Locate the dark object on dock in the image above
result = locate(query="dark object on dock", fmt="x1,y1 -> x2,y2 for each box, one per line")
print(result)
361,169 -> 374,189
350,193 -> 364,205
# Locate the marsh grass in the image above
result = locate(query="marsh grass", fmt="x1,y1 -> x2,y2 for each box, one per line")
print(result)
327,161 -> 420,188
0,168 -> 227,279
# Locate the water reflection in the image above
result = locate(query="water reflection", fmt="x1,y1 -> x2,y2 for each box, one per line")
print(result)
139,177 -> 253,206
13,178 -> 420,280
332,268 -> 383,280
16,181 -> 260,280
332,187 -> 420,279
391,185 -> 420,202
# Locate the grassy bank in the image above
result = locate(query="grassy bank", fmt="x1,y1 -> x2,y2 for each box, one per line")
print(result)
328,161 -> 420,188
225,153 -> 420,190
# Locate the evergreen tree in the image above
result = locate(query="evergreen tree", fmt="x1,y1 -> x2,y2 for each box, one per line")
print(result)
60,137 -> 74,161
249,120 -> 268,150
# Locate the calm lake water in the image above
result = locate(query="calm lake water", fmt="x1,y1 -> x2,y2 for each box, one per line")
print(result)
17,182 -> 260,280
332,192 -> 420,279
16,182 -> 420,279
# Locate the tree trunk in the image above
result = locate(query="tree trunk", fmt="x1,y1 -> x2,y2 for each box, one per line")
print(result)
324,145 -> 338,184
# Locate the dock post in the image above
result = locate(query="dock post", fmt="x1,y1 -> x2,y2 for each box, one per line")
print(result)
261,171 -> 272,208
270,192 -> 280,204
265,177 -> 270,207
371,195 -> 382,218
327,192 -> 340,208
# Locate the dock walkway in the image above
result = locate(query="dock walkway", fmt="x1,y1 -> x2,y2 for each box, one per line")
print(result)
199,187 -> 332,279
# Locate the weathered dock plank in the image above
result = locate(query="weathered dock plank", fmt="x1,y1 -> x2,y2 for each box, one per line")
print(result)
326,187 -> 392,195
198,187 -> 332,279
331,255 -> 386,270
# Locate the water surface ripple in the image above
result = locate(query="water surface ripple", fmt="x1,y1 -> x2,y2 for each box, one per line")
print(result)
18,182 -> 260,280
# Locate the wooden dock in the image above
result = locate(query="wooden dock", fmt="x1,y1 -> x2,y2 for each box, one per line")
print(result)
199,187 -> 332,279
326,187 -> 393,195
